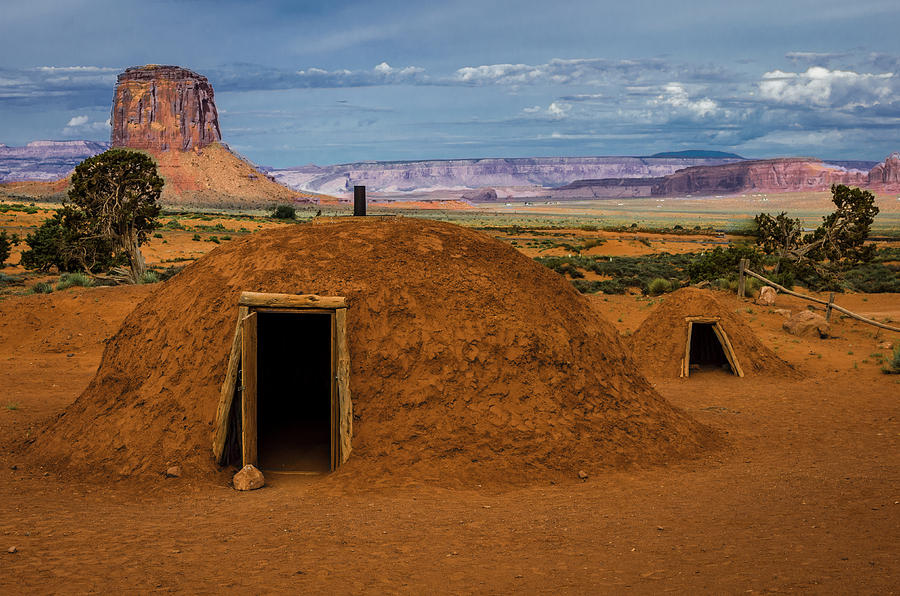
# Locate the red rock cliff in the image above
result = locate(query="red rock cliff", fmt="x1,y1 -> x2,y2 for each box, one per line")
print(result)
652,158 -> 869,196
111,65 -> 221,151
868,152 -> 900,187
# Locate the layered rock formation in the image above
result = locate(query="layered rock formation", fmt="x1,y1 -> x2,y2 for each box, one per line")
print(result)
550,177 -> 664,199
868,152 -> 900,187
0,140 -> 108,182
651,158 -> 870,196
270,156 -> 744,196
111,65 -> 221,151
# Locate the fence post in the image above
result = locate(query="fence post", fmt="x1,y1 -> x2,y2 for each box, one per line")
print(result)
738,258 -> 748,297
825,292 -> 835,321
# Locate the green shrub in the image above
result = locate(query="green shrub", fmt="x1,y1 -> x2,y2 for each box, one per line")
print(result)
0,231 -> 18,267
19,209 -> 121,273
208,236 -> 220,244
153,232 -> 163,239
687,244 -> 764,283
192,233 -> 201,242
139,270 -> 160,284
32,281 -> 53,294
646,278 -> 671,296
271,204 -> 297,220
882,345 -> 900,374
164,219 -> 186,230
56,272 -> 94,290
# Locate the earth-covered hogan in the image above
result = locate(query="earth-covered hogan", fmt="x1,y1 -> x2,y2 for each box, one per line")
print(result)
25,217 -> 717,484
627,288 -> 799,379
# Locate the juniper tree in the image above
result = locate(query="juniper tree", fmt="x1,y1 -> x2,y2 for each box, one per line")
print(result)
67,149 -> 163,280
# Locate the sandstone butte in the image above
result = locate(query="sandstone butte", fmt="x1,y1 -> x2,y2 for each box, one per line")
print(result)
107,64 -> 333,208
651,154 -> 900,197
111,65 -> 222,152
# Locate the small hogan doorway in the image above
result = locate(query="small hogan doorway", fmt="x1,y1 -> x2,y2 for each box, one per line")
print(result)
681,316 -> 744,378
212,292 -> 352,473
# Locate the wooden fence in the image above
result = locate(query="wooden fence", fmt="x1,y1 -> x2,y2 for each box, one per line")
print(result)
737,258 -> 900,333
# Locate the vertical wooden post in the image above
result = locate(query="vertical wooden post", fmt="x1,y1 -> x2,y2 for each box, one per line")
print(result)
738,258 -> 748,297
334,307 -> 352,465
825,292 -> 835,321
212,305 -> 248,464
241,311 -> 258,468
354,185 -> 366,217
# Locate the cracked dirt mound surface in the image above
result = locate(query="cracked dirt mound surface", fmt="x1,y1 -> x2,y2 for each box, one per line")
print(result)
28,217 -> 717,484
628,287 -> 799,378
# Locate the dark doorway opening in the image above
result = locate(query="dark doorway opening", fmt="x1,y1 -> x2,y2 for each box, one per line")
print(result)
689,322 -> 730,372
256,310 -> 332,472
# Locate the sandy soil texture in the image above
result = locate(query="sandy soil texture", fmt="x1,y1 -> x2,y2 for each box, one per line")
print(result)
1,276 -> 897,592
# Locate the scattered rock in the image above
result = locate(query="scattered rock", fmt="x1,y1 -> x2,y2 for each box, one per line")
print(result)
165,465 -> 182,478
877,341 -> 893,350
7,546 -> 16,554
9,464 -> 17,470
460,187 -> 498,202
774,308 -> 792,318
757,286 -> 777,306
578,470 -> 589,480
232,464 -> 265,491
783,310 -> 830,338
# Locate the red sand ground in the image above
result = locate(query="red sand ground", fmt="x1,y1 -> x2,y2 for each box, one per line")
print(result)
0,228 -> 898,592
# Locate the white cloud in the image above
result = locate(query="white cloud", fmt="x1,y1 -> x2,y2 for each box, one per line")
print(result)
293,63 -> 426,87
650,83 -> 720,118
759,66 -> 895,108
452,57 -> 674,86
546,102 -> 571,118
63,115 -> 110,135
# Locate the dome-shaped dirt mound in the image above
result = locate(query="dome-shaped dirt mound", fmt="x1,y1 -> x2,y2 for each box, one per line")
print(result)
628,287 -> 798,378
30,218 -> 716,483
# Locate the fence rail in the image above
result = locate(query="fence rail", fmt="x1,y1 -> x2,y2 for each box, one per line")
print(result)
737,258 -> 900,333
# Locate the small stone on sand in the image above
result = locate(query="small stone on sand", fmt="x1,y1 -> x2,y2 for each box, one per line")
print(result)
233,464 -> 265,491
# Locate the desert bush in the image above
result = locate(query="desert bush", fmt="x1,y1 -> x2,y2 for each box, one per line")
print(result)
646,277 -> 672,296
882,345 -> 900,374
191,233 -> 201,242
20,209 -> 122,273
271,204 -> 297,220
842,263 -> 900,293
164,219 -> 186,230
153,232 -> 163,239
56,272 -> 94,290
0,231 -> 18,267
32,281 -> 53,294
207,236 -> 220,244
139,270 -> 160,284
687,244 -> 764,283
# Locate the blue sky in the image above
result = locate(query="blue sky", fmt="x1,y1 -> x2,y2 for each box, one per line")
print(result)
1,0 -> 898,167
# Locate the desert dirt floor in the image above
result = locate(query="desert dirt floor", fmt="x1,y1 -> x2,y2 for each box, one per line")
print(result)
0,280 -> 897,593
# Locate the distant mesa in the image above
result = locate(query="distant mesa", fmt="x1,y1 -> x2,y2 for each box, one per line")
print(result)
648,150 -> 745,160
650,155 -> 900,196
111,65 -> 221,152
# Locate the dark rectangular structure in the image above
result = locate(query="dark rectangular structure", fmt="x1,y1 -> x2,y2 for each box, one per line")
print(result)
354,185 -> 366,216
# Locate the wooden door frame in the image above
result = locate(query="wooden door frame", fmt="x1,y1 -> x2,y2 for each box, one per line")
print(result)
680,316 -> 744,378
211,292 -> 352,471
